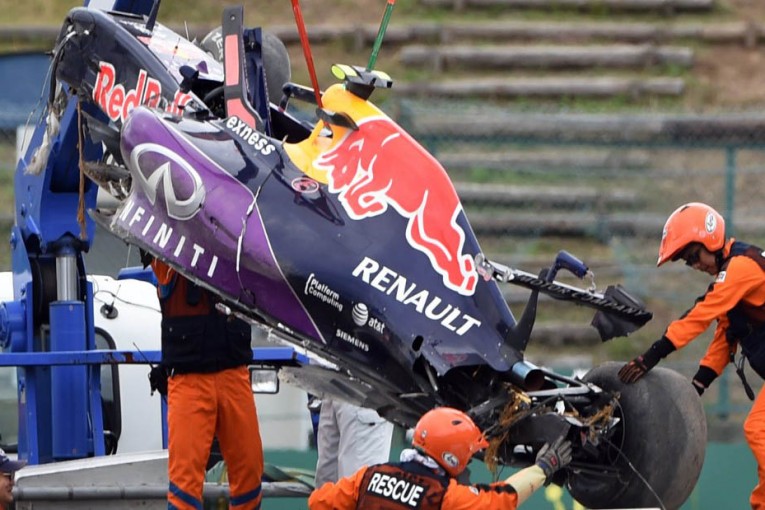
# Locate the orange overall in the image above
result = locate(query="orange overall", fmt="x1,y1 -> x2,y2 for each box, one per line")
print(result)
663,240 -> 765,509
152,261 -> 263,510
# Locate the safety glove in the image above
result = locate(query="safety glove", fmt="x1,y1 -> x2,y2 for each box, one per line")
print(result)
691,365 -> 718,396
138,249 -> 154,269
149,365 -> 169,397
535,435 -> 573,480
618,336 -> 676,383
306,395 -> 322,413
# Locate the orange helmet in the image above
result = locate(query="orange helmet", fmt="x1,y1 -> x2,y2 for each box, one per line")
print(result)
412,407 -> 489,477
657,202 -> 725,267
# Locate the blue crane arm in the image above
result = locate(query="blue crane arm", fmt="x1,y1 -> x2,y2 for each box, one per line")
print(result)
2,0 -> 285,465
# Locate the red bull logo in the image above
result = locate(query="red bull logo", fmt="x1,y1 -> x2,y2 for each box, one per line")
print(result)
314,117 -> 477,295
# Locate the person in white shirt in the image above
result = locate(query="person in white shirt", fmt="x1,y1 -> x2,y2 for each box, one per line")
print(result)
314,398 -> 394,487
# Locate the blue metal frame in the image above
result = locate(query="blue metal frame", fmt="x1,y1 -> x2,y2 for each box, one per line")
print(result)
9,89 -> 102,465
0,347 -> 307,367
0,0 -> 296,465
0,346 -> 307,453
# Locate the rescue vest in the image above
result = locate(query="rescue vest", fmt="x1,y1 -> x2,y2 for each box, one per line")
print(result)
356,462 -> 448,510
154,263 -> 252,373
725,242 -> 765,378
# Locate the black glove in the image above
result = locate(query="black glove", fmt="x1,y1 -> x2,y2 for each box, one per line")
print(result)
149,366 -> 169,397
692,365 -> 718,396
139,249 -> 154,269
618,336 -> 676,384
307,395 -> 322,414
535,435 -> 572,479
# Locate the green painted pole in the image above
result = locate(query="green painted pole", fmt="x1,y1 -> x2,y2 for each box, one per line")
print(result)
716,146 -> 737,419
367,0 -> 396,71
724,146 -> 736,237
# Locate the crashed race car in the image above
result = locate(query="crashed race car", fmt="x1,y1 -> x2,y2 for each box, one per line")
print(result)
22,1 -> 706,508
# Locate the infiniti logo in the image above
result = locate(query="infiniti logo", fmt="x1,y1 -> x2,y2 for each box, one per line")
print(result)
130,143 -> 206,220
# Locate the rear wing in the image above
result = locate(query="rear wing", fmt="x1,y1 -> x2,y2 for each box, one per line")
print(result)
475,252 -> 652,349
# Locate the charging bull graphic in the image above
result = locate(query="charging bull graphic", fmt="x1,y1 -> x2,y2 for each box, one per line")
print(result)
314,117 -> 478,296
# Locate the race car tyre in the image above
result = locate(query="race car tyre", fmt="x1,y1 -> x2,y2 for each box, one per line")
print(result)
567,362 -> 707,510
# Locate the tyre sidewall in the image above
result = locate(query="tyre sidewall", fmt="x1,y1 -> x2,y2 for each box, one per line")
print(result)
568,362 -> 707,509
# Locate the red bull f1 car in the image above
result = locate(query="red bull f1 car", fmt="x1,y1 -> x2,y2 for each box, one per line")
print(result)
17,1 -> 706,508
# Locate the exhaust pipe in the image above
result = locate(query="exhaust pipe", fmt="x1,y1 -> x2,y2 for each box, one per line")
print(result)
509,360 -> 544,391
499,343 -> 544,391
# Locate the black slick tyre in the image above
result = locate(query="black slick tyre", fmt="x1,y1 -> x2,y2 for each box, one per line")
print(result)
567,362 -> 707,510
